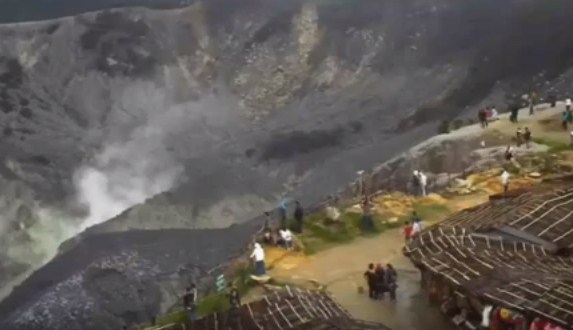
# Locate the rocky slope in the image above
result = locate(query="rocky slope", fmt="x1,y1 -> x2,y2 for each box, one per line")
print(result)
3,0 -> 573,329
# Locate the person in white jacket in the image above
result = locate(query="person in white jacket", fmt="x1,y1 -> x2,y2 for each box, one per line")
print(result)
501,170 -> 510,194
250,243 -> 266,276
567,98 -> 572,112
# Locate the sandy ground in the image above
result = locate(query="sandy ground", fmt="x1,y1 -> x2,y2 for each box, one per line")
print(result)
265,231 -> 452,330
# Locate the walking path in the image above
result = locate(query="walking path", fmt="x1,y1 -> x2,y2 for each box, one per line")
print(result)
267,229 -> 454,330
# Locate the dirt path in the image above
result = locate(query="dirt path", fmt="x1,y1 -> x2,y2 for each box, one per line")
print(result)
267,229 -> 455,330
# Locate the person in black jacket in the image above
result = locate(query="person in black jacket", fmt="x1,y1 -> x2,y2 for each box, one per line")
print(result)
183,284 -> 198,325
294,201 -> 304,233
364,263 -> 377,300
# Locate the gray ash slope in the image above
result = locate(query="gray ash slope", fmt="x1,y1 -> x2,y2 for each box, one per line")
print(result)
0,220 -> 261,330
2,0 -> 573,329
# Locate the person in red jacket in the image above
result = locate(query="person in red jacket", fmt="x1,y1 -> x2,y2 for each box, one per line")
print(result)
403,221 -> 413,243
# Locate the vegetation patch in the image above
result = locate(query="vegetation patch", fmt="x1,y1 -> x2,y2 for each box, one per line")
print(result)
532,137 -> 570,153
155,263 -> 256,327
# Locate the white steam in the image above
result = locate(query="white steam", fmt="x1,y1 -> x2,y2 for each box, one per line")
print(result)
74,115 -> 186,231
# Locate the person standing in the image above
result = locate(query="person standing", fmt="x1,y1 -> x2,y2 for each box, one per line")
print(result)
501,170 -> 510,194
411,170 -> 420,195
562,111 -> 571,130
250,243 -> 266,276
418,171 -> 428,197
183,284 -> 198,326
364,264 -> 377,300
226,284 -> 241,325
411,212 -> 423,236
548,94 -> 557,108
361,196 -> 375,231
478,108 -> 487,128
516,128 -> 523,147
403,221 -> 414,243
523,127 -> 532,148
567,98 -> 572,112
504,146 -> 514,162
385,264 -> 398,301
293,201 -> 304,233
278,227 -> 293,250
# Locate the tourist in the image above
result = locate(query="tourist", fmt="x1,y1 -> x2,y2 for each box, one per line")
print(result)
563,111 -> 572,130
403,221 -> 413,243
183,284 -> 198,324
374,263 -> 386,299
385,264 -> 398,301
504,145 -> 514,162
523,127 -> 532,148
478,108 -> 487,128
228,284 -> 241,308
364,263 -> 377,300
293,201 -> 304,233
567,98 -> 572,112
278,201 -> 288,229
411,212 -> 423,236
510,104 -> 519,123
529,93 -> 535,116
361,196 -> 375,231
501,170 -> 510,194
516,127 -> 523,147
278,227 -> 293,250
490,106 -> 499,121
250,243 -> 266,276
262,227 -> 274,246
411,170 -> 420,195
418,171 -> 428,197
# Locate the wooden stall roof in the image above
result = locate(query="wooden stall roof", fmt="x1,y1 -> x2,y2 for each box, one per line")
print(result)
190,286 -> 391,330
405,180 -> 573,327
436,183 -> 573,249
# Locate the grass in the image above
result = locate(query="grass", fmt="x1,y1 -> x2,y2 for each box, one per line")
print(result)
292,208 -> 407,255
533,137 -> 570,153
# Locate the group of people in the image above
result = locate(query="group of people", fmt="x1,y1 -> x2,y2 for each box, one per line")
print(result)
411,170 -> 428,197
364,263 -> 398,301
478,106 -> 499,128
402,211 -> 423,243
515,127 -> 532,148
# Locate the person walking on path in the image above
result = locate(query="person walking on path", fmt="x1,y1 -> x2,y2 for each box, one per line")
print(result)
183,284 -> 198,326
478,108 -> 488,128
374,263 -> 386,300
293,201 -> 304,233
501,170 -> 510,194
385,264 -> 398,301
251,243 -> 267,276
523,127 -> 532,148
364,263 -> 377,300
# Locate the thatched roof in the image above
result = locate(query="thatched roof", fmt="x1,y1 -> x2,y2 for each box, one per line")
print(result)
437,182 -> 573,249
405,179 -> 573,327
190,287 -> 391,330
